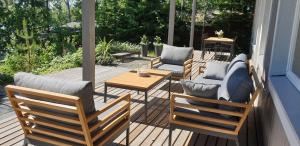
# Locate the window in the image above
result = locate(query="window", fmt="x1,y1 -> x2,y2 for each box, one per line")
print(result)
291,34 -> 300,77
288,0 -> 300,91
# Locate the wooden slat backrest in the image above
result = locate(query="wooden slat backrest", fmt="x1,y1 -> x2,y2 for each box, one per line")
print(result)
5,85 -> 92,145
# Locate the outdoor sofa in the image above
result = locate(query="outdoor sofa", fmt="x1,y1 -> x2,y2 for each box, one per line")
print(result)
6,73 -> 131,146
169,54 -> 262,146
150,44 -> 194,80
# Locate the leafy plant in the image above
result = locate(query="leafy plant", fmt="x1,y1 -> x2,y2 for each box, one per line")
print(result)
153,36 -> 162,46
34,48 -> 83,74
15,19 -> 39,72
140,35 -> 149,45
96,38 -> 114,65
110,41 -> 141,53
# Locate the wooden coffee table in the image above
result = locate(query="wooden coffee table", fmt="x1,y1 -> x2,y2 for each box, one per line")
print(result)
104,69 -> 172,120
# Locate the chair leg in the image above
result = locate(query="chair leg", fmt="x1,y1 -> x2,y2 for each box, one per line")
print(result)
23,138 -> 29,146
126,128 -> 130,146
234,135 -> 241,146
169,125 -> 172,146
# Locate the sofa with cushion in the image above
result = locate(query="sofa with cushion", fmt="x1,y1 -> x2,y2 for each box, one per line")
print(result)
168,54 -> 262,146
6,72 -> 131,146
150,44 -> 194,80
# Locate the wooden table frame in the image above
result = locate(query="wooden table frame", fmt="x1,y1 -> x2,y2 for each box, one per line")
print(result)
104,70 -> 172,121
201,37 -> 235,59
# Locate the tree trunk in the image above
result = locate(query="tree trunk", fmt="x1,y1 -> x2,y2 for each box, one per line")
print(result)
66,0 -> 72,22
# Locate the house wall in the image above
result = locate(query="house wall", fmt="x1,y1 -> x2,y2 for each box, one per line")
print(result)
251,0 -> 300,145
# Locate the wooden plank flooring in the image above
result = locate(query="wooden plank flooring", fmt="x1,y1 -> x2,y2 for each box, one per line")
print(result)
0,51 -> 262,146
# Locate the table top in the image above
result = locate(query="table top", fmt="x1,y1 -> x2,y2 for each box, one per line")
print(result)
204,37 -> 234,43
105,69 -> 172,91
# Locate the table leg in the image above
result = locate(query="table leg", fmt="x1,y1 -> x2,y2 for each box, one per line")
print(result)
145,91 -> 148,122
104,84 -> 107,103
168,77 -> 171,99
201,43 -> 206,59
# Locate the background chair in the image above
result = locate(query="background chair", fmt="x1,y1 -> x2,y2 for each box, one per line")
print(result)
201,33 -> 216,58
219,36 -> 238,60
150,44 -> 193,80
6,72 -> 131,146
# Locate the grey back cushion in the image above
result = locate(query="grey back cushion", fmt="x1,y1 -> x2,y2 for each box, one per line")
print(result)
218,62 -> 253,103
161,44 -> 193,65
218,62 -> 253,115
227,53 -> 247,72
14,72 -> 97,125
202,62 -> 229,80
181,80 -> 219,107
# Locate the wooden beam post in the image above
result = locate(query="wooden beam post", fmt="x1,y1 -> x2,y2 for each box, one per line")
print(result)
168,0 -> 176,45
82,0 -> 96,89
189,0 -> 196,47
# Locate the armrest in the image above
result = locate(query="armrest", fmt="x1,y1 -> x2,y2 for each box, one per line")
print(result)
198,62 -> 207,74
170,93 -> 247,117
150,57 -> 161,68
89,94 -> 131,142
87,93 -> 130,123
183,59 -> 193,78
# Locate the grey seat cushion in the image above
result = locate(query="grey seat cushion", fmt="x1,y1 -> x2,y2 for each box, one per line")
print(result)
202,61 -> 229,80
156,64 -> 184,77
227,53 -> 247,72
181,80 -> 219,107
194,75 -> 223,86
161,44 -> 193,65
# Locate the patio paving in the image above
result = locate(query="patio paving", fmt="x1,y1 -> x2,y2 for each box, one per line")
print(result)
0,51 -> 263,146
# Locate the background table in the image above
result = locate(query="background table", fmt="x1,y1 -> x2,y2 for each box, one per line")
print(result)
201,37 -> 234,59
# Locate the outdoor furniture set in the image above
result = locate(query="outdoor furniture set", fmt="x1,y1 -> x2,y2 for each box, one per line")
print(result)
5,44 -> 260,145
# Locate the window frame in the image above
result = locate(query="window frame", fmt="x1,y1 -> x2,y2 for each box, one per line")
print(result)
287,0 -> 300,91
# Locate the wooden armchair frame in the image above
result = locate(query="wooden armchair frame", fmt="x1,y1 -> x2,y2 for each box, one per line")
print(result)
169,66 -> 262,146
150,56 -> 193,80
6,85 -> 131,146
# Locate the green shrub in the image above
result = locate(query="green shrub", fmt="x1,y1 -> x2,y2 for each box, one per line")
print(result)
95,38 -> 115,65
0,65 -> 14,85
34,48 -> 83,74
110,41 -> 141,53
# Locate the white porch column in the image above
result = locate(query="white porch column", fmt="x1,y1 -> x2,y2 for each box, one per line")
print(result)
189,0 -> 196,47
82,0 -> 95,88
168,0 -> 176,45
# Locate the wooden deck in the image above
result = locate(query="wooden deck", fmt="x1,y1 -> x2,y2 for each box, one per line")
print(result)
0,51 -> 263,146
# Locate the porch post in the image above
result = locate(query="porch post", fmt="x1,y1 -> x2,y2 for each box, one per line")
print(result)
189,0 -> 196,47
168,0 -> 176,45
82,0 -> 95,89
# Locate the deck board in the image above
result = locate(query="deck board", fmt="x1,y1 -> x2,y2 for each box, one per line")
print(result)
0,51 -> 262,146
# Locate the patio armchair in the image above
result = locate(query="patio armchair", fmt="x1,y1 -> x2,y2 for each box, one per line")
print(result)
150,44 -> 194,80
6,72 -> 131,146
169,54 -> 261,146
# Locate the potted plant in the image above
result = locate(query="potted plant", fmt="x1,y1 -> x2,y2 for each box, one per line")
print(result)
215,30 -> 224,38
153,36 -> 163,57
140,35 -> 149,57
